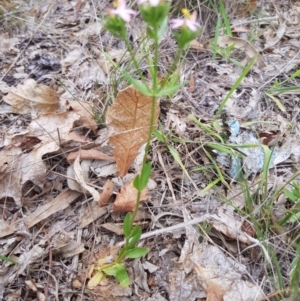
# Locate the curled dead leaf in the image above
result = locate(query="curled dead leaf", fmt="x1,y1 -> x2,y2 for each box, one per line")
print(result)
99,179 -> 114,207
67,149 -> 114,163
112,179 -> 150,213
72,154 -> 100,202
67,100 -> 98,134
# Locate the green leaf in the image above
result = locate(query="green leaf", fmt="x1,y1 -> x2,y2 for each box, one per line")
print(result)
267,86 -> 300,95
118,247 -> 126,258
206,142 -> 236,155
139,162 -> 151,191
133,174 -> 141,190
125,247 -> 149,259
116,265 -> 130,287
167,145 -> 195,184
284,188 -> 298,203
123,213 -> 132,238
153,129 -> 165,142
124,74 -> 152,96
156,83 -> 185,97
87,271 -> 104,289
0,255 -> 18,264
157,16 -> 168,39
102,264 -> 119,276
266,93 -> 286,112
287,211 -> 300,223
188,114 -> 224,143
128,225 -> 142,249
102,263 -> 130,286
218,0 -> 232,36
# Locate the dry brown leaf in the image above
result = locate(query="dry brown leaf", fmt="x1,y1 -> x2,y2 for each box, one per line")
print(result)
3,79 -> 59,116
112,179 -> 150,213
0,110 -> 91,207
73,153 -> 100,202
100,223 -> 123,235
26,189 -> 81,228
189,39 -> 205,50
0,146 -> 23,206
67,149 -> 114,163
211,206 -> 251,244
216,36 -> 265,68
78,201 -> 107,229
0,189 -> 81,238
99,179 -> 114,207
27,111 -> 84,143
52,230 -> 85,258
67,100 -> 98,134
107,86 -> 159,177
98,49 -> 130,74
188,75 -> 195,93
206,282 -> 225,301
192,245 -> 264,301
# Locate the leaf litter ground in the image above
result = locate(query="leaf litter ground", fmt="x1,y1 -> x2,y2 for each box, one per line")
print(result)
1,0 -> 300,300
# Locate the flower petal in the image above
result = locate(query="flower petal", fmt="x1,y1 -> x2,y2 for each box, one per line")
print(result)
149,0 -> 160,6
170,19 -> 184,29
186,20 -> 199,31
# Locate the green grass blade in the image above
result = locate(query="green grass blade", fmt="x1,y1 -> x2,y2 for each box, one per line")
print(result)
212,56 -> 256,123
218,0 -> 232,36
0,255 -> 18,264
188,114 -> 224,143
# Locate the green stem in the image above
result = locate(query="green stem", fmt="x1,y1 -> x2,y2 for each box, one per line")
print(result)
160,48 -> 183,88
115,29 -> 160,264
124,37 -> 147,87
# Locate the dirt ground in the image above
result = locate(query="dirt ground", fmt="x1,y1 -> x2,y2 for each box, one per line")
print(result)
1,0 -> 300,300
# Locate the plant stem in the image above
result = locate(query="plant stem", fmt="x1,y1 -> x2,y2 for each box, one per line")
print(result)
130,31 -> 159,229
160,48 -> 183,88
124,37 -> 147,87
117,28 -> 160,259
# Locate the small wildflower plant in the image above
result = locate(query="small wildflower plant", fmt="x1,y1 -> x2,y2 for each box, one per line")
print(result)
89,0 -> 201,287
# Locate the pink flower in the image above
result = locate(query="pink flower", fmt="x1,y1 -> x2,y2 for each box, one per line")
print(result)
170,9 -> 200,32
110,0 -> 137,23
138,0 -> 160,6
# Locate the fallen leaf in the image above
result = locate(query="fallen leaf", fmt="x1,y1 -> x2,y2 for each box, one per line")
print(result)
211,206 -> 251,244
189,39 -> 204,51
98,49 -> 130,74
73,154 -> 100,202
72,279 -> 83,288
192,244 -> 264,301
263,22 -> 286,49
67,100 -> 98,134
67,149 -> 114,163
100,223 -> 123,235
52,230 -> 85,258
0,110 -> 91,207
78,201 -> 107,229
3,79 -> 59,116
216,36 -> 265,68
99,179 -> 114,206
61,48 -> 83,73
112,179 -> 150,213
0,146 -> 23,206
188,75 -> 195,93
26,189 -> 81,228
107,86 -> 159,177
206,281 -> 225,301
27,111 -> 86,143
